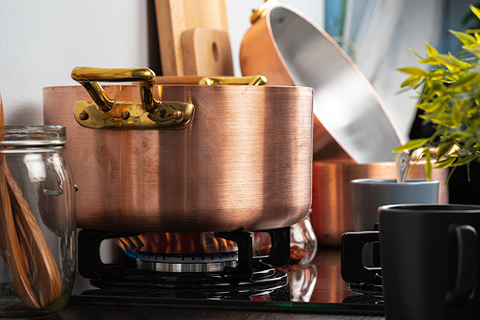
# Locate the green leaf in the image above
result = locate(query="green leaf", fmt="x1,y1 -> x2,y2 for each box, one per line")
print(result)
431,113 -> 454,127
397,67 -> 427,76
395,87 -> 414,95
392,139 -> 429,153
427,69 -> 450,81
452,102 -> 462,127
417,96 -> 445,113
467,162 -> 472,182
450,53 -> 471,68
444,166 -> 456,186
450,30 -> 477,46
419,56 -> 441,66
421,105 -> 448,124
409,48 -> 424,60
451,155 -> 477,166
470,5 -> 480,21
400,75 -> 422,88
408,158 -> 420,179
426,149 -> 432,181
436,142 -> 454,160
426,43 -> 438,57
446,131 -> 468,140
449,73 -> 478,89
413,79 -> 426,90
466,29 -> 480,34
435,53 -> 470,69
465,45 -> 480,58
435,157 -> 456,169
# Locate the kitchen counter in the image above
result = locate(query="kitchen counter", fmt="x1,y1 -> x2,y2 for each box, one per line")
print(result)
43,249 -> 385,320
49,304 -> 384,320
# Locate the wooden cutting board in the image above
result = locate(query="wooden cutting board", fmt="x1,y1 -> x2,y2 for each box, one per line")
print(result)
181,28 -> 233,76
155,0 -> 233,76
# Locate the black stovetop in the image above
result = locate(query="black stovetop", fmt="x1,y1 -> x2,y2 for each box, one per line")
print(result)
70,249 -> 384,316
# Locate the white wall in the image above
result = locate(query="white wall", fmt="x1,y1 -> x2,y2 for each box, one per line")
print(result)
0,1 -> 318,126
0,0 -> 323,126
0,1 -> 161,125
1,0 -> 469,141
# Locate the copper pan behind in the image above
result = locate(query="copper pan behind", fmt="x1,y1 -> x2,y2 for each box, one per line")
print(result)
311,160 -> 449,247
240,4 -> 404,163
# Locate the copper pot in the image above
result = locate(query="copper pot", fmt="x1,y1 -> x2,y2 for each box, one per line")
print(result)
311,160 -> 449,247
43,67 -> 313,232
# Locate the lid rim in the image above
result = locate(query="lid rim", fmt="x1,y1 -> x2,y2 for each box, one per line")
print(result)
0,126 -> 66,147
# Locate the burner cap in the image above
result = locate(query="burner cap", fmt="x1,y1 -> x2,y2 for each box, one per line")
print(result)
136,250 -> 238,273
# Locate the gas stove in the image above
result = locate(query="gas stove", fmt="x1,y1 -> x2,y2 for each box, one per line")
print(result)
69,228 -> 384,316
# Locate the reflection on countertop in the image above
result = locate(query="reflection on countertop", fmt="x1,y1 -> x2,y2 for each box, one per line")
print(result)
49,249 -> 385,320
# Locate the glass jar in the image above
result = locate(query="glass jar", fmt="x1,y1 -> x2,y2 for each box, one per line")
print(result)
252,210 -> 318,265
289,209 -> 317,265
282,264 -> 318,302
0,126 -> 75,318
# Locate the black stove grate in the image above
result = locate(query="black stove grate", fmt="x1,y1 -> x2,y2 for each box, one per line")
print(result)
78,228 -> 291,286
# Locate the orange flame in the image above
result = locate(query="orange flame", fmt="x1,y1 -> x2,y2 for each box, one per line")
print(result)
115,232 -> 237,258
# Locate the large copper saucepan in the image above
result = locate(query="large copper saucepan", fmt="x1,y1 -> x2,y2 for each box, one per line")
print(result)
240,2 -> 404,163
43,67 -> 313,232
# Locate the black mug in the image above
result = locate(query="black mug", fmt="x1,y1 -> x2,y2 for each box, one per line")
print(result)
342,204 -> 480,320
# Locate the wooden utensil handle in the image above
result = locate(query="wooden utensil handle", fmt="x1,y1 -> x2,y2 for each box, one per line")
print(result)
0,93 -> 61,308
0,157 -> 41,308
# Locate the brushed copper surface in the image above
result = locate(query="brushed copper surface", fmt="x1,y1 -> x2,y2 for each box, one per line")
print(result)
240,5 -> 334,160
311,160 -> 449,247
43,84 -> 313,232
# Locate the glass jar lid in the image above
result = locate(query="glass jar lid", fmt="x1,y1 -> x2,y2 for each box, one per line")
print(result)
0,126 -> 66,147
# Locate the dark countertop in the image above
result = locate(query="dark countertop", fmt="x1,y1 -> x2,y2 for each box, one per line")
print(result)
51,304 -> 385,320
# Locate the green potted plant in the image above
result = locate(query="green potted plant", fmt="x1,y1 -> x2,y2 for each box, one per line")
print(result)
394,5 -> 480,182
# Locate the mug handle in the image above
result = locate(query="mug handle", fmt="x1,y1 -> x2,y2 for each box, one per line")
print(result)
341,231 -> 381,284
445,224 -> 479,306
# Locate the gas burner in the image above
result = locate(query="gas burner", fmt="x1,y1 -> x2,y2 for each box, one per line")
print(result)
78,228 -> 290,285
135,247 -> 238,272
77,228 -> 291,300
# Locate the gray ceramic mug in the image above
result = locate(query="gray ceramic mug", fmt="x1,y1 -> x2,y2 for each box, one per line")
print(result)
351,179 -> 439,231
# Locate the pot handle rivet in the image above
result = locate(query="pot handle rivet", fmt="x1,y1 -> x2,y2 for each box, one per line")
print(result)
79,112 -> 89,121
121,111 -> 130,120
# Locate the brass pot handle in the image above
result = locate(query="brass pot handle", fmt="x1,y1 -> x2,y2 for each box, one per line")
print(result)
199,75 -> 267,86
71,67 -> 194,129
250,0 -> 278,24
